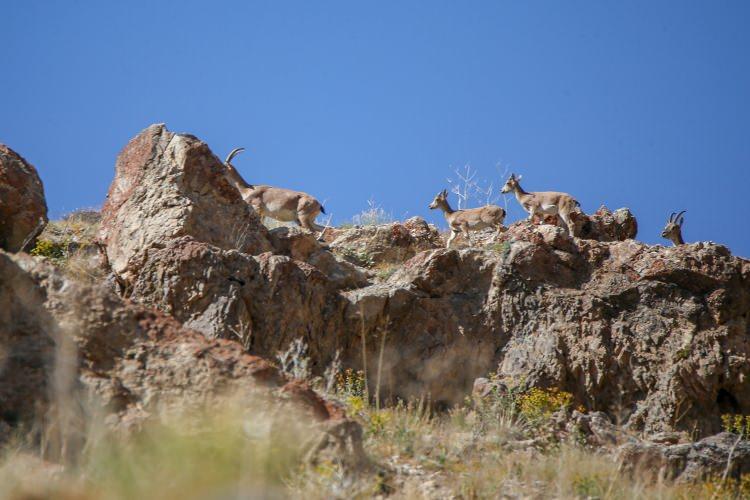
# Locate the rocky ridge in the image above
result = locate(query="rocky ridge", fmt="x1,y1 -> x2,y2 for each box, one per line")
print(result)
2,124 -> 749,484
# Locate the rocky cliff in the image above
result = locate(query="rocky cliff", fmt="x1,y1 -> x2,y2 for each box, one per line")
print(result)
93,124 -> 750,439
3,124 -> 749,454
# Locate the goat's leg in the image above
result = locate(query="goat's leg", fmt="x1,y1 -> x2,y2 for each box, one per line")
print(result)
446,231 -> 458,248
527,207 -> 537,224
462,224 -> 472,246
299,213 -> 322,233
299,212 -> 328,241
559,211 -> 575,237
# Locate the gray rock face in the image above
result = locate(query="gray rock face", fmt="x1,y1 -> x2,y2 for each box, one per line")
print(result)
98,124 -> 271,282
618,432 -> 750,482
0,144 -> 48,252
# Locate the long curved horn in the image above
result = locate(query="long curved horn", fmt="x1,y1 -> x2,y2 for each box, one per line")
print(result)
675,210 -> 686,225
668,212 -> 676,222
224,147 -> 245,165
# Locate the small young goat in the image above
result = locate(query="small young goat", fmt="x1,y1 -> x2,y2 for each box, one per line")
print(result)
661,210 -> 686,246
428,189 -> 506,248
224,148 -> 326,238
501,173 -> 581,236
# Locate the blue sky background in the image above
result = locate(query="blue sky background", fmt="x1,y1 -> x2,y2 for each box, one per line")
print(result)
2,1 -> 749,256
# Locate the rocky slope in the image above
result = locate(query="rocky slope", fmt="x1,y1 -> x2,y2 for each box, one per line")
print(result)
2,125 -> 749,472
92,124 -> 750,439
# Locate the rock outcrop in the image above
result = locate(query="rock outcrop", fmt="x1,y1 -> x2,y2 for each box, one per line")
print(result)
576,205 -> 638,241
0,144 -> 48,252
129,236 -> 349,358
99,124 -> 271,283
95,125 -> 750,439
328,217 -> 443,266
618,432 -> 750,482
2,250 -> 364,469
355,234 -> 748,436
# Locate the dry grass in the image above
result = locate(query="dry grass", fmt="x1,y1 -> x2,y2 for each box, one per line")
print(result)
0,345 -> 742,500
30,209 -> 105,284
5,241 -> 748,499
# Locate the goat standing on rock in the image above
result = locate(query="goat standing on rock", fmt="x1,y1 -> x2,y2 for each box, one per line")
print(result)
223,148 -> 327,239
429,189 -> 506,248
501,173 -> 582,237
661,210 -> 686,246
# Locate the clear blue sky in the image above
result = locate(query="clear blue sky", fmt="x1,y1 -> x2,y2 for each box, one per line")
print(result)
3,1 -> 749,256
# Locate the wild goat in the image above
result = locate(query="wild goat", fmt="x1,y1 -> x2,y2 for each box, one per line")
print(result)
501,173 -> 581,236
223,148 -> 326,238
661,210 -> 686,246
428,189 -> 506,248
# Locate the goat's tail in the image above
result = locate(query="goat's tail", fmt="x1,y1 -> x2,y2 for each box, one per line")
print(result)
319,204 -> 326,214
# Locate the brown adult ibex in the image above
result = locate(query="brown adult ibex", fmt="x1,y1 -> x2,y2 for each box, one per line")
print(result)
429,189 -> 506,248
223,148 -> 326,238
501,173 -> 582,236
661,210 -> 686,246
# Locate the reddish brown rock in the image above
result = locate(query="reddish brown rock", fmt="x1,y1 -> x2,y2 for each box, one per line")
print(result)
0,144 -> 48,252
99,124 -> 271,283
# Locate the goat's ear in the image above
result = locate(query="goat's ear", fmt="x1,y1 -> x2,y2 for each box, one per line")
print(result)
442,189 -> 448,197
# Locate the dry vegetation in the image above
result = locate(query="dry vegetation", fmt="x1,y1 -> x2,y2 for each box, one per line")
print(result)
2,338 -> 747,500
30,209 -> 105,284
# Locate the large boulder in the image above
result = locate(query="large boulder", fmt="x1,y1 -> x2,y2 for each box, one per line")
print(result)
99,124 -> 271,283
0,144 -> 48,252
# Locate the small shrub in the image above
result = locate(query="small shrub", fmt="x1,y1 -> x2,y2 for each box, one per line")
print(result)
276,338 -> 311,380
30,239 -> 66,260
518,387 -> 576,422
336,247 -> 375,268
350,199 -> 393,227
572,473 -> 606,498
335,368 -> 367,415
721,414 -> 750,437
487,240 -> 512,258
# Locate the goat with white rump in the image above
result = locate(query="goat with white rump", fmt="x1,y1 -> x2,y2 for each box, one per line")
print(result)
428,189 -> 506,248
223,148 -> 327,239
501,173 -> 582,236
661,210 -> 686,246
